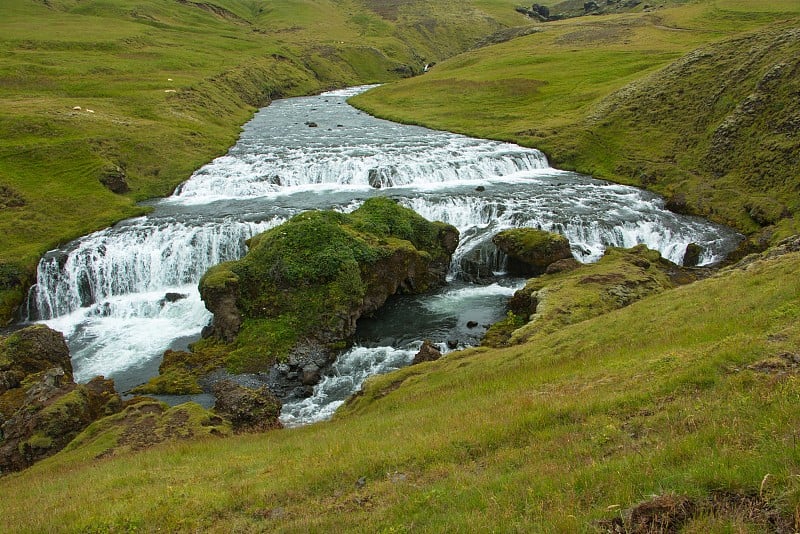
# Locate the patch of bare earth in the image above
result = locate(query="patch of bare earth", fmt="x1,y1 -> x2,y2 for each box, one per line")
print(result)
596,491 -> 795,533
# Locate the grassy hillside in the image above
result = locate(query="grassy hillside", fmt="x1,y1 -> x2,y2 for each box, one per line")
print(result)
1,241 -> 799,531
3,1 -> 800,531
0,0 -> 527,320
351,0 -> 800,241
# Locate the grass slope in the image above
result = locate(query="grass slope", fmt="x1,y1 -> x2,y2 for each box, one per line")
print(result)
351,0 -> 800,240
0,0 -> 527,320
1,244 -> 799,531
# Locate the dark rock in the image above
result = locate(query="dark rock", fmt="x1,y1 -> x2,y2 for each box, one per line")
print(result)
305,122 -> 318,127
459,242 -> 505,283
682,243 -> 703,267
475,185 -> 486,192
545,257 -> 581,274
0,324 -> 72,386
492,228 -> 573,276
447,340 -> 459,349
301,363 -> 321,386
0,185 -> 25,209
466,321 -> 478,329
163,292 -> 188,304
367,168 -> 383,189
412,340 -> 441,365
508,289 -> 539,317
99,165 -> 129,194
213,379 -> 282,433
664,193 -> 692,215
0,325 -> 123,475
532,4 -> 550,18
199,268 -> 242,342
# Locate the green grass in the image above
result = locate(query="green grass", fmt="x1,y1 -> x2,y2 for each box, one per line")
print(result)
1,247 -> 798,531
351,0 -> 800,239
0,0 -> 526,321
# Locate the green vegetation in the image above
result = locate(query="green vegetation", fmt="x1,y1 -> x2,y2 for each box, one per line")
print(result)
1,243 -> 799,530
136,197 -> 458,390
0,0 -> 527,322
351,0 -> 800,242
62,398 -> 231,459
2,1 -> 800,530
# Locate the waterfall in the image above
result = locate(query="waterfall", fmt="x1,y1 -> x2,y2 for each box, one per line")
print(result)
30,218 -> 281,321
27,85 -> 741,418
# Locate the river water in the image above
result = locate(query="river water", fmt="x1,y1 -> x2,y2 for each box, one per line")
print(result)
27,86 -> 741,425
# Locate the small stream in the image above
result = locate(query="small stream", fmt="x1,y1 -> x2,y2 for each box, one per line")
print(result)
27,86 -> 741,426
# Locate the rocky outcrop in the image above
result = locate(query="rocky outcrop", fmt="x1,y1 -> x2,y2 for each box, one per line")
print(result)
143,198 -> 459,398
99,164 -> 129,194
0,325 -> 122,475
492,228 -> 573,276
682,243 -> 703,267
483,245 -> 697,348
200,198 -> 457,351
412,340 -> 442,365
64,398 -> 231,459
213,380 -> 282,433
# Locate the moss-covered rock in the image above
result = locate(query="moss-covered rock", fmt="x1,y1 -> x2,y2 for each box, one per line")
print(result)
201,198 -> 457,351
212,380 -> 282,433
483,245 -> 695,347
143,198 -> 458,395
63,399 -> 231,459
492,228 -> 573,275
0,325 -> 123,475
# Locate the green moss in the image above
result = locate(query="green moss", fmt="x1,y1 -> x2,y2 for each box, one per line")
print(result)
130,368 -> 202,395
199,262 -> 239,291
23,432 -> 54,451
482,311 -> 527,348
192,198 -> 457,377
485,245 -> 686,347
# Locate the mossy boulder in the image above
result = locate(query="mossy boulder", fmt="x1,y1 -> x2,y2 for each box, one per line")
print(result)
63,399 -> 231,459
200,198 -> 457,353
0,325 -> 122,475
483,245 -> 695,348
212,380 -> 282,433
492,228 -> 573,276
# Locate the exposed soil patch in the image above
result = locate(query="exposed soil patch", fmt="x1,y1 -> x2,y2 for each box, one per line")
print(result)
365,0 -> 401,21
555,24 -> 632,46
597,491 -> 795,533
748,352 -> 800,374
0,185 -> 25,209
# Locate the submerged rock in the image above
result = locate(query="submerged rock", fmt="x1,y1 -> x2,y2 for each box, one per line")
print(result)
492,228 -> 573,276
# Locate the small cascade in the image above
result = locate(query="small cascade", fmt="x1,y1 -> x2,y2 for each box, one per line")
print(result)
29,218 -> 281,321
280,345 -> 419,427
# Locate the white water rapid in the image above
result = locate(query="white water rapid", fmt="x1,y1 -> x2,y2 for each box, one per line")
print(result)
28,85 -> 741,425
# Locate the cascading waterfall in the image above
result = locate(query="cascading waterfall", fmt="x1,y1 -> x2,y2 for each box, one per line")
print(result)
28,85 -> 742,423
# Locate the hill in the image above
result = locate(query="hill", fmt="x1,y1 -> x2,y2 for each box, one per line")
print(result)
2,1 -> 800,531
351,0 -> 800,244
0,0 -> 527,320
1,238 -> 799,531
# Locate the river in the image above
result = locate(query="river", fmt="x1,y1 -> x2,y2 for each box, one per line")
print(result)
26,86 -> 741,426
